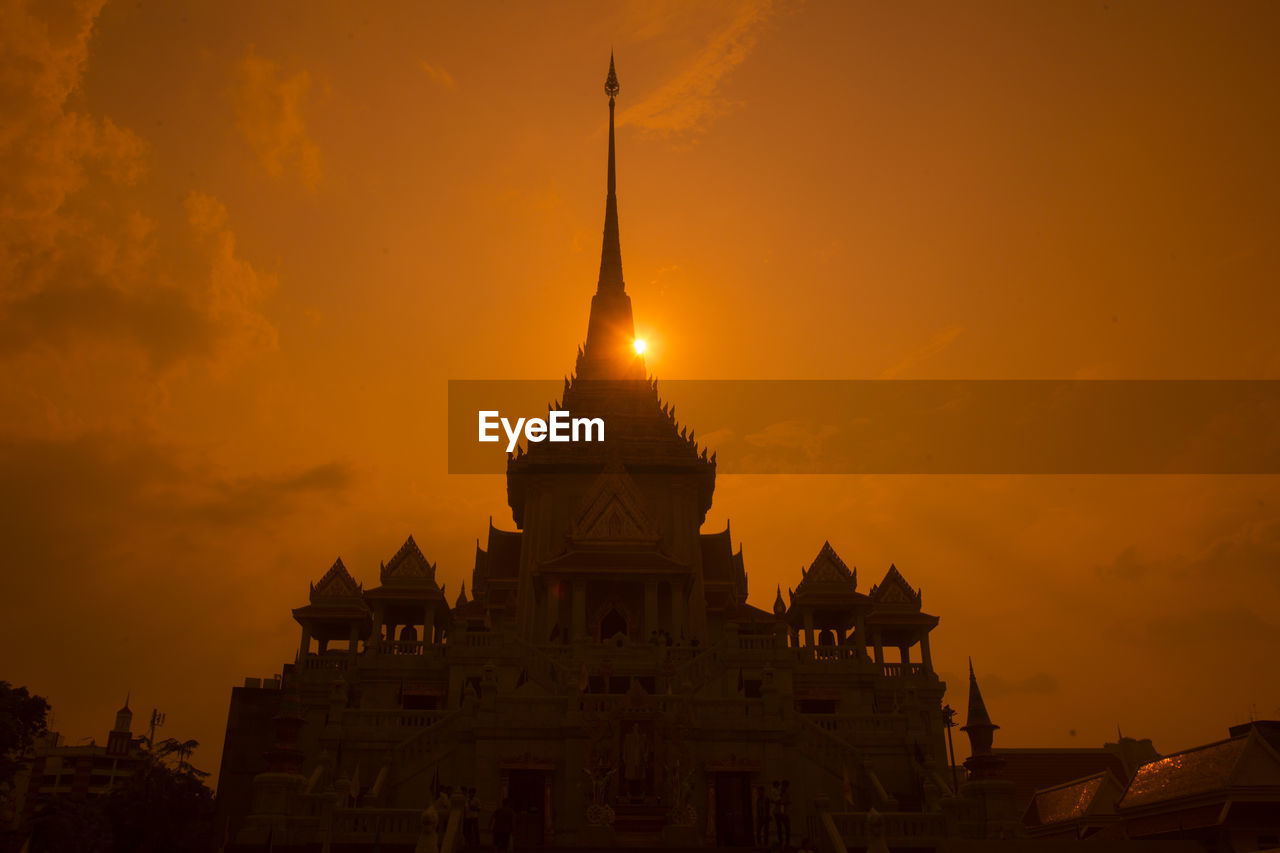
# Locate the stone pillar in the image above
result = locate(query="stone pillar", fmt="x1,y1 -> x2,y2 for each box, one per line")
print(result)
855,611 -> 868,660
572,581 -> 586,642
705,779 -> 717,845
671,580 -> 685,638
873,631 -> 884,666
803,611 -> 815,647
348,623 -> 360,660
644,581 -> 659,637
920,632 -> 933,672
544,774 -> 555,842
424,606 -> 435,648
298,625 -> 311,660
369,606 -> 384,656
546,579 -> 559,642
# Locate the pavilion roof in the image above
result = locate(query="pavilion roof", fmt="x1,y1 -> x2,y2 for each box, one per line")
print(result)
1118,728 -> 1280,811
1024,770 -> 1122,828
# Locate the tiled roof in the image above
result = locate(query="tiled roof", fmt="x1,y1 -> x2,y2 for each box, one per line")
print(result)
994,748 -> 1130,815
1119,737 -> 1246,810
1027,771 -> 1111,825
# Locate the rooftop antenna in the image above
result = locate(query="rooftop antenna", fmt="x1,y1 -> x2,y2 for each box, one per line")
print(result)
149,707 -> 166,749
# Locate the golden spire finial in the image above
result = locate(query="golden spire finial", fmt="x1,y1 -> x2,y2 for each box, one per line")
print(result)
605,51 -> 619,99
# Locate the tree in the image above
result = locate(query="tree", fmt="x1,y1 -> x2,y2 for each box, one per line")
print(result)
103,747 -> 214,853
0,681 -> 50,788
27,794 -> 113,853
27,732 -> 215,853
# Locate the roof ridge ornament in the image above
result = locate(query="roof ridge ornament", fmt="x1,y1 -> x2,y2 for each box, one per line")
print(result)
605,51 -> 620,99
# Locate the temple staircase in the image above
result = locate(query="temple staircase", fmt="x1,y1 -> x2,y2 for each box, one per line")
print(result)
392,707 -> 465,787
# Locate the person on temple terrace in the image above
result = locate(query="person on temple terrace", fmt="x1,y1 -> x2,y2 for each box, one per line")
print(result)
491,797 -> 515,852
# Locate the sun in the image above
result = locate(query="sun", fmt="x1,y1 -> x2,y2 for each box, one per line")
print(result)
633,338 -> 647,355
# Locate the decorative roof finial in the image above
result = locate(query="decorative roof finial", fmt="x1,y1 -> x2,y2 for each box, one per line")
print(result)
605,51 -> 620,99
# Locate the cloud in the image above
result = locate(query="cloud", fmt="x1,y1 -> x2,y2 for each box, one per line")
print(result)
617,0 -> 783,135
418,60 -> 456,91
881,325 -> 965,379
0,432 -> 355,583
0,0 -> 145,293
235,50 -> 322,189
972,671 -> 1060,699
0,3 -> 277,378
1098,518 -> 1280,588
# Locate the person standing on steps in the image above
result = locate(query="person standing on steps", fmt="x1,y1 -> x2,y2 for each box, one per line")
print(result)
755,785 -> 771,846
491,797 -> 515,852
775,779 -> 792,846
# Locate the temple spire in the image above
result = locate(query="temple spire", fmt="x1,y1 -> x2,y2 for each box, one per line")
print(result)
580,53 -> 640,379
961,658 -> 999,756
598,52 -> 623,291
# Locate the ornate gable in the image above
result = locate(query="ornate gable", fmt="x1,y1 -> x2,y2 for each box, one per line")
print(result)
381,535 -> 437,584
794,541 -> 857,595
869,564 -> 922,608
310,558 -> 364,603
569,460 -> 661,545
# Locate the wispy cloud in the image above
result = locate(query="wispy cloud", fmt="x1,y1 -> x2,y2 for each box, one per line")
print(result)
881,325 -> 965,379
0,2 -> 275,375
235,50 -> 322,189
419,60 -> 456,91
618,0 -> 783,136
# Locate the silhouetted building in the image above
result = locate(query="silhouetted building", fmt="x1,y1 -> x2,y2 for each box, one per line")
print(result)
16,699 -> 143,828
214,57 -> 1258,853
217,57 -> 957,851
1022,721 -> 1280,850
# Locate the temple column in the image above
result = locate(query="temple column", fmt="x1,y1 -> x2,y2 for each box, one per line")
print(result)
298,625 -> 311,660
855,611 -> 867,660
803,611 -> 815,647
920,632 -> 933,673
873,631 -> 884,666
348,623 -> 360,660
670,580 -> 685,638
424,606 -> 435,648
571,581 -> 586,641
546,580 -> 559,642
644,581 -> 659,638
368,606 -> 383,656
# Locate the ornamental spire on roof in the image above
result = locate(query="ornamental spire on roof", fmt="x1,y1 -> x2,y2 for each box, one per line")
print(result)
961,658 -> 1000,756
581,52 -> 641,379
599,52 -> 622,290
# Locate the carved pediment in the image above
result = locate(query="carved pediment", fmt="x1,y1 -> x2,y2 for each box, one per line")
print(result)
310,558 -> 363,603
794,541 -> 857,596
869,564 -> 922,608
570,460 -> 661,545
381,535 -> 437,584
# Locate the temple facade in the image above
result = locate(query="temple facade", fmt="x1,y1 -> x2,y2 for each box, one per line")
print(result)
215,58 -> 1011,852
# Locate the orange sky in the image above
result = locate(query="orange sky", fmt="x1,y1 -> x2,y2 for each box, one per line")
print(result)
3,0 -> 1279,786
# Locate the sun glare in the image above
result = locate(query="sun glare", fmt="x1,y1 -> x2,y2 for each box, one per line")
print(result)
633,338 -> 647,355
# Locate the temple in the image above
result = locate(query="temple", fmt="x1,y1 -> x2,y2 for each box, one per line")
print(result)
213,58 -> 1280,852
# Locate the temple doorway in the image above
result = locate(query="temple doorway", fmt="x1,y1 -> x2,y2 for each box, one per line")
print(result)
600,607 -> 627,640
713,772 -> 753,847
508,769 -> 547,847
